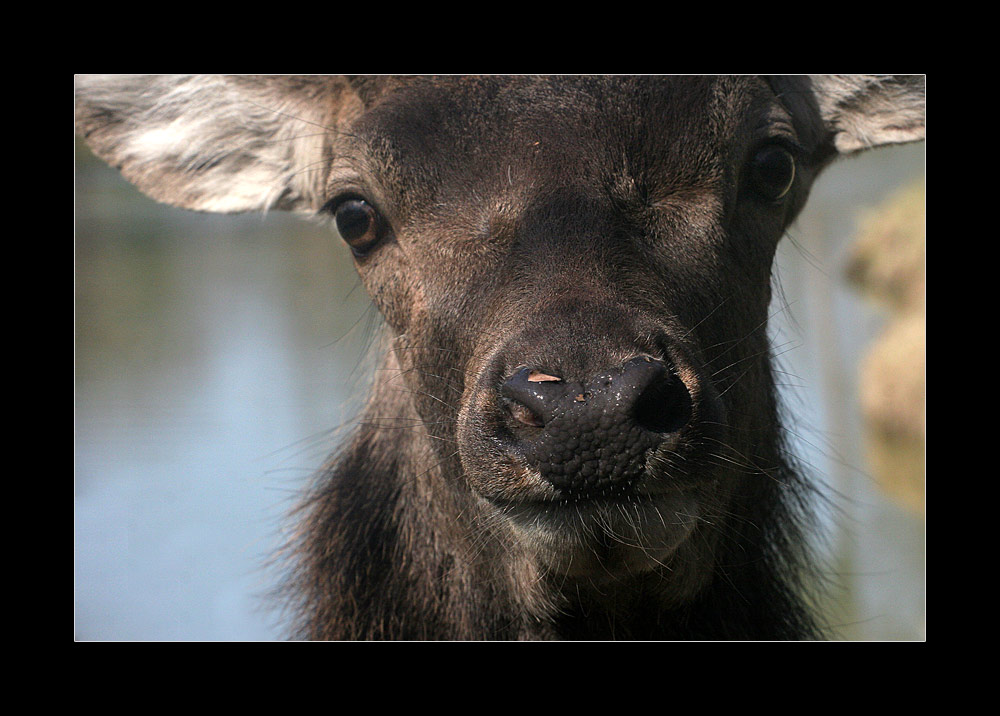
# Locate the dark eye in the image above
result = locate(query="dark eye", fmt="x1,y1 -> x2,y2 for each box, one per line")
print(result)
332,198 -> 382,255
748,144 -> 796,202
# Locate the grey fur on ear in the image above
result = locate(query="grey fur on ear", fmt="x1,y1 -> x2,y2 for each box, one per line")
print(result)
770,74 -> 925,155
810,74 -> 926,154
75,75 -> 358,215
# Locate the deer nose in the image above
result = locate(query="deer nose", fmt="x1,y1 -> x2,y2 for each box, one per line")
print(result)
500,356 -> 692,495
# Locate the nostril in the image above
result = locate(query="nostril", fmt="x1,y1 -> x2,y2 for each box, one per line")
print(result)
505,398 -> 545,427
500,366 -> 565,428
632,370 -> 692,434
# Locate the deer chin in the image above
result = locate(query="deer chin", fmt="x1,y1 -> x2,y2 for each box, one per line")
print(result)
470,451 -> 714,581
494,485 -> 705,580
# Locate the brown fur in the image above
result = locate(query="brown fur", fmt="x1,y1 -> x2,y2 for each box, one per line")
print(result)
76,75 -> 925,640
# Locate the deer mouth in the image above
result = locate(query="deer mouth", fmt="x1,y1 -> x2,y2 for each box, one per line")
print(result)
455,326 -> 729,578
469,399 -> 725,579
495,485 -> 708,579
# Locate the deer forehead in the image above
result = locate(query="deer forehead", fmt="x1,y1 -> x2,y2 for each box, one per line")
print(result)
332,77 -> 787,214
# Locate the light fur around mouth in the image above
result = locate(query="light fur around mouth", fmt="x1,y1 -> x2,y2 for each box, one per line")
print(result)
496,489 -> 704,580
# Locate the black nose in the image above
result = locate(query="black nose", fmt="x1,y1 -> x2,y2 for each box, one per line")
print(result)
499,356 -> 692,495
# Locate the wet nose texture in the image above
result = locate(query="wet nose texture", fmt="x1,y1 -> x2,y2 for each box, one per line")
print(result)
500,356 -> 692,495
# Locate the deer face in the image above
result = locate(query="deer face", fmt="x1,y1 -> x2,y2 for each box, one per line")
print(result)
318,76 -> 819,579
75,74 -> 924,593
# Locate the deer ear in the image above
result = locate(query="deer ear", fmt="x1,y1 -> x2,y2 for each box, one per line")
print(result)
771,75 -> 925,155
806,75 -> 926,154
75,75 -> 362,214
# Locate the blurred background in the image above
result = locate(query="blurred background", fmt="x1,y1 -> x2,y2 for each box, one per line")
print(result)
74,124 -> 925,641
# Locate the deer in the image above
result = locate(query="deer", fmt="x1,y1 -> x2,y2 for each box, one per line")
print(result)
75,75 -> 926,640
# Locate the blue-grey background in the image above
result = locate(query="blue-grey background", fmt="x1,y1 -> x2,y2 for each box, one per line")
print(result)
74,134 -> 925,641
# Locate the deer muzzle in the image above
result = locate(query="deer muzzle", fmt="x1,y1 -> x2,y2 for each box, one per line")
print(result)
499,356 -> 692,497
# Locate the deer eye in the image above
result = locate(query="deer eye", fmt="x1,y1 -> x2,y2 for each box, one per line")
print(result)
331,198 -> 383,255
748,144 -> 796,202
